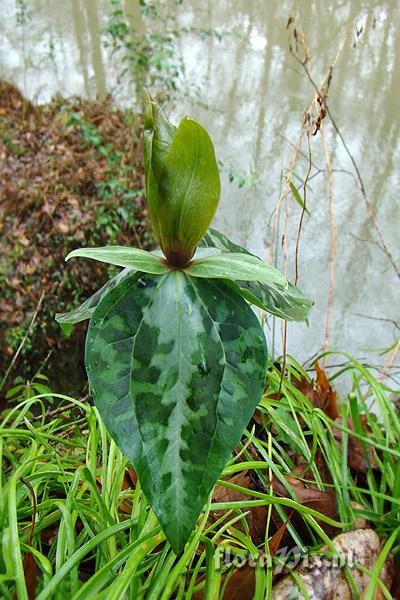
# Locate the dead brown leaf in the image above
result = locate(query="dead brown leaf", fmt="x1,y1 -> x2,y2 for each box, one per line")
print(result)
221,565 -> 256,600
268,512 -> 293,556
295,361 -> 339,419
333,416 -> 379,473
211,472 -> 267,545
272,473 -> 339,535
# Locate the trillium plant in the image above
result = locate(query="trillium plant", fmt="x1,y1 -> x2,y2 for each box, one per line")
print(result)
56,91 -> 313,553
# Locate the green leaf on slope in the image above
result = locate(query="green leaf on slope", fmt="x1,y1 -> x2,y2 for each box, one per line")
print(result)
186,252 -> 287,286
66,247 -> 169,274
199,228 -> 314,322
86,270 -> 267,552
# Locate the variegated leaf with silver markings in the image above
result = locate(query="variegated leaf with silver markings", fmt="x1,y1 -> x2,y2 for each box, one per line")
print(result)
86,270 -> 267,553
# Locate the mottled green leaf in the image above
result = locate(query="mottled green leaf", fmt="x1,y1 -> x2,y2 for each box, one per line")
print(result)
55,268 -> 132,324
199,228 -> 313,322
86,270 -> 267,552
246,279 -> 314,322
66,247 -> 169,274
199,227 -> 249,255
186,252 -> 287,286
232,279 -> 314,321
223,279 -> 270,312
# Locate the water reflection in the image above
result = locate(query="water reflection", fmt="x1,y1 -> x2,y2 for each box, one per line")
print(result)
0,0 -> 398,362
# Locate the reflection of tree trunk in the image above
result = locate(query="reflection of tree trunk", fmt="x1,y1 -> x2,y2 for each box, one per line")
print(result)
372,10 -> 400,209
86,0 -> 106,99
124,0 -> 145,38
72,0 -> 90,97
123,0 -> 147,97
253,19 -> 273,168
206,0 -> 213,84
222,19 -> 252,140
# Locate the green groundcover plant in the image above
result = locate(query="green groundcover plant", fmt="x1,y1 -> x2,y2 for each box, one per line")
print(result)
56,92 -> 313,553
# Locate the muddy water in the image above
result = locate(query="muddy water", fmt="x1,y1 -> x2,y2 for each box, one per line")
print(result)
1,0 -> 398,364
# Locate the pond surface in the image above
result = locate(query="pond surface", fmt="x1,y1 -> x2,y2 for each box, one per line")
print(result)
1,0 -> 399,365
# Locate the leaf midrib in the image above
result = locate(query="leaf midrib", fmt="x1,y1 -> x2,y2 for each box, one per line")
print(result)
185,275 -> 226,503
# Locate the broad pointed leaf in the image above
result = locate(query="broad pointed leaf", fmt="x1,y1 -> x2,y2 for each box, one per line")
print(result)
55,268 -> 132,324
185,252 -> 287,286
86,270 -> 267,552
66,246 -> 169,274
200,228 -> 313,322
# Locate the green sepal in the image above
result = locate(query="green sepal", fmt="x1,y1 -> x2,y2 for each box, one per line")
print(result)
199,228 -> 314,322
86,270 -> 267,553
186,252 -> 287,285
56,246 -> 224,326
59,322 -> 73,337
65,247 -> 169,274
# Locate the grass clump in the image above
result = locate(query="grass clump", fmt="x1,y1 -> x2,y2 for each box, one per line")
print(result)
0,354 -> 399,598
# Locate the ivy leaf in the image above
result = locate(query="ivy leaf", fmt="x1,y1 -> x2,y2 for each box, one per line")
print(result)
65,247 -> 169,274
86,270 -> 267,552
199,228 -> 313,322
186,252 -> 287,285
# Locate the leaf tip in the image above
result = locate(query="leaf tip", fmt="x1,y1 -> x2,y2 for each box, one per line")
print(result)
143,88 -> 153,130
